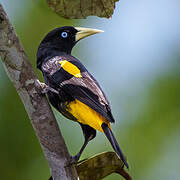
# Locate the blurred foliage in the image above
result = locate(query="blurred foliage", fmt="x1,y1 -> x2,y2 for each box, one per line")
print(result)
0,1 -> 180,180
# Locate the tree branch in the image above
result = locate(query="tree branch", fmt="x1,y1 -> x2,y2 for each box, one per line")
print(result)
0,4 -> 78,180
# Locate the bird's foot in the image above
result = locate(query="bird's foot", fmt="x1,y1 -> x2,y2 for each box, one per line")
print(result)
70,154 -> 80,164
41,84 -> 59,94
35,79 -> 59,94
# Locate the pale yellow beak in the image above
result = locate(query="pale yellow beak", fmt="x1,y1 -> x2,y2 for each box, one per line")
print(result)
75,27 -> 104,42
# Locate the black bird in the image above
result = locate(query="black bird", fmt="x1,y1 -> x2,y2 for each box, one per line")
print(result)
37,26 -> 128,168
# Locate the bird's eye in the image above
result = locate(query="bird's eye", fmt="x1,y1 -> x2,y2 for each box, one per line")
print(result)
61,32 -> 68,38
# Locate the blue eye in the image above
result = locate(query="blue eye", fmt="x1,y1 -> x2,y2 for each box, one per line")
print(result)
61,32 -> 68,38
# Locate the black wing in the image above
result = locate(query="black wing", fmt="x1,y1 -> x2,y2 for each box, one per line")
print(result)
42,55 -> 115,123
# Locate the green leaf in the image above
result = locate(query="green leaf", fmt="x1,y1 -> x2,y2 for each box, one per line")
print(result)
46,0 -> 119,19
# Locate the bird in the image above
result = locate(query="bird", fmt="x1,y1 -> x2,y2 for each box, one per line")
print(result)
36,26 -> 129,168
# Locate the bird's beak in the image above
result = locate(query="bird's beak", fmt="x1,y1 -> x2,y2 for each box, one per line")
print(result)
75,27 -> 104,42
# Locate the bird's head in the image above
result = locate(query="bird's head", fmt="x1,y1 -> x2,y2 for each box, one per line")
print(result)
37,26 -> 103,69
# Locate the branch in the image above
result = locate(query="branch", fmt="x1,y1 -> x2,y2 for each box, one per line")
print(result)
0,4 -> 78,180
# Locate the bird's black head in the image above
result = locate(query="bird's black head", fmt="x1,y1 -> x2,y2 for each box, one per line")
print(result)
40,26 -> 78,54
37,26 -> 103,69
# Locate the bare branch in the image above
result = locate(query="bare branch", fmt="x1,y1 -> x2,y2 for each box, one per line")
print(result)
0,4 -> 78,180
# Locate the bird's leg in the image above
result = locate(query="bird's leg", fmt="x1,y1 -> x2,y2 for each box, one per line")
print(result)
70,124 -> 96,164
70,138 -> 89,163
35,79 -> 59,94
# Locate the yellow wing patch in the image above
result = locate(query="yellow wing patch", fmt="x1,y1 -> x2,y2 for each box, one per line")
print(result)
59,60 -> 82,78
67,99 -> 111,132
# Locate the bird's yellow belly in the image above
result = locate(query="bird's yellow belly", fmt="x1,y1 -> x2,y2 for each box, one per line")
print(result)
67,99 -> 110,132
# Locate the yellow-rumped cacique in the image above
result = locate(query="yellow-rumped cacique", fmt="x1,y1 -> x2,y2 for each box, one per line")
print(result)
37,26 -> 129,168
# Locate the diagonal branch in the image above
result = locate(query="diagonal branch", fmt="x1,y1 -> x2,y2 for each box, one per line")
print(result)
0,3 -> 78,180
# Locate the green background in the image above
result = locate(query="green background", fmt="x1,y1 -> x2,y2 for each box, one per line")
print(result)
0,0 -> 180,179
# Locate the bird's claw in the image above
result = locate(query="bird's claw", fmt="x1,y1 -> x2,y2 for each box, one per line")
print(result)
70,155 -> 80,164
41,85 -> 59,94
35,79 -> 59,94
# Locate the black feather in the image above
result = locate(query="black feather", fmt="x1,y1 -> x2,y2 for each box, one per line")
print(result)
102,123 -> 129,168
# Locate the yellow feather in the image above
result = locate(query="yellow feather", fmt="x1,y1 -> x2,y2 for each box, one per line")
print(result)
67,99 -> 111,132
59,60 -> 82,78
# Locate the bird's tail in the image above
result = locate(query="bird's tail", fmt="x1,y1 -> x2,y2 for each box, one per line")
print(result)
102,123 -> 129,168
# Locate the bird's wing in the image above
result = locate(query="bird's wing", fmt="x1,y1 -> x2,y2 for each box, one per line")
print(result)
61,70 -> 115,123
42,55 -> 115,123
